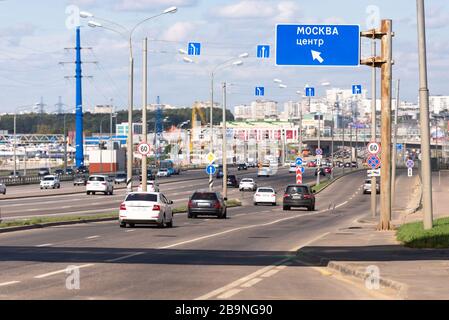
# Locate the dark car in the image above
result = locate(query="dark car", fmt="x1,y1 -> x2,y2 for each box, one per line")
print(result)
283,185 -> 315,211
323,167 -> 333,174
139,170 -> 156,182
351,161 -> 358,168
314,168 -> 326,176
38,168 -> 50,177
237,163 -> 248,171
65,168 -> 75,176
73,174 -> 87,186
76,165 -> 89,174
227,175 -> 239,188
344,162 -> 351,168
114,172 -> 127,184
54,169 -> 64,176
216,166 -> 224,178
188,191 -> 227,219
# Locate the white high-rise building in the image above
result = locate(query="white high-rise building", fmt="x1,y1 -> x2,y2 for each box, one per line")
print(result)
429,96 -> 449,114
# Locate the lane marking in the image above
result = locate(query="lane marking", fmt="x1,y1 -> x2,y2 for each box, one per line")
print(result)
125,230 -> 135,233
106,252 -> 144,263
261,269 -> 280,278
0,281 -> 20,287
240,278 -> 263,288
34,264 -> 94,279
335,201 -> 348,209
36,243 -> 53,247
85,235 -> 100,240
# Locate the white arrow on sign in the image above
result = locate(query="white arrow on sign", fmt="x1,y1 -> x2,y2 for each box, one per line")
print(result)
311,50 -> 324,63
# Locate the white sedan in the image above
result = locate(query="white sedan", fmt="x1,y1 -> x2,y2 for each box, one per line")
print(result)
253,187 -> 277,206
137,181 -> 159,192
289,164 -> 297,173
40,175 -> 61,189
119,192 -> 174,228
239,178 -> 257,191
0,183 -> 6,195
157,168 -> 170,177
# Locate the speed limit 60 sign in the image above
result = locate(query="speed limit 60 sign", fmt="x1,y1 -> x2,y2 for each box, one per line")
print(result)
367,142 -> 381,155
137,143 -> 151,156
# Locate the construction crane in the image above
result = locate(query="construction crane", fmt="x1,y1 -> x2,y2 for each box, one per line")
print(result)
191,102 -> 207,159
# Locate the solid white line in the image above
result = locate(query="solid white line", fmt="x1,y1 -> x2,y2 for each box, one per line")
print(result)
36,243 -> 53,247
335,201 -> 348,209
262,269 -> 280,278
34,264 -> 94,279
0,281 -> 20,287
85,235 -> 100,240
106,252 -> 144,263
240,277 -> 263,288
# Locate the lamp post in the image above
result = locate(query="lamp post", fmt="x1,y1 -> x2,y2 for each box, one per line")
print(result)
180,51 -> 248,190
82,6 -> 178,192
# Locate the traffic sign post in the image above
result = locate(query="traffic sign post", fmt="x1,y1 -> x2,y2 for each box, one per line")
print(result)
296,167 -> 303,184
367,154 -> 381,169
367,142 -> 381,155
408,168 -> 413,177
255,87 -> 265,96
257,45 -> 270,58
137,143 -> 151,156
276,24 -> 360,66
206,165 -> 216,175
305,87 -> 315,97
352,84 -> 362,94
406,159 -> 415,169
316,148 -> 322,156
295,157 -> 303,166
367,169 -> 381,177
188,42 -> 201,56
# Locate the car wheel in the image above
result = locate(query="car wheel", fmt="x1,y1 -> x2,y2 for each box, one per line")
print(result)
119,222 -> 126,228
166,219 -> 173,228
104,192 -> 107,195
272,202 -> 276,206
254,202 -> 258,206
128,223 -> 135,228
283,206 -> 290,211
58,184 -> 60,189
86,191 -> 90,195
308,205 -> 314,211
92,192 -> 96,195
188,211 -> 193,219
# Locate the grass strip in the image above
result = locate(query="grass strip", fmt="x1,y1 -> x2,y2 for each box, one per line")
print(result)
396,217 -> 449,248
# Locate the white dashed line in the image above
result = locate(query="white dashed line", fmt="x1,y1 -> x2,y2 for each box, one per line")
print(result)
35,243 -> 53,247
34,264 -> 94,279
106,252 -> 144,263
0,281 -> 20,287
85,235 -> 100,240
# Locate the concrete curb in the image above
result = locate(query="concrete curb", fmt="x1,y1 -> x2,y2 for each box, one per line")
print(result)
297,250 -> 407,298
312,169 -> 365,194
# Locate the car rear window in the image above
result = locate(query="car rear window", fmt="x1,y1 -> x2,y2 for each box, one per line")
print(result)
89,176 -> 105,182
43,177 -> 54,181
241,179 -> 253,182
286,186 -> 309,194
116,174 -> 126,178
259,188 -> 274,193
126,193 -> 158,202
191,192 -> 218,201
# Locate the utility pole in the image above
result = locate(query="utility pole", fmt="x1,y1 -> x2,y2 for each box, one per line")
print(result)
110,98 -> 114,174
13,114 -> 17,177
361,19 -> 394,230
417,0 -> 433,230
316,113 -> 321,186
371,40 -> 378,217
222,82 -> 228,200
142,38 -> 148,192
391,79 -> 400,207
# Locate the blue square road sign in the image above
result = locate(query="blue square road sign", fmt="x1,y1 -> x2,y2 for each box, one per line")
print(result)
188,42 -> 201,56
255,87 -> 265,96
257,45 -> 270,58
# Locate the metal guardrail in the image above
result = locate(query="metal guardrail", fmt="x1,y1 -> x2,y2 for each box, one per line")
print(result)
0,175 -> 74,186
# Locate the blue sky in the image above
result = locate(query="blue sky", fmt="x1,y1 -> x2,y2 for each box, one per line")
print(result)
1,0 -> 449,113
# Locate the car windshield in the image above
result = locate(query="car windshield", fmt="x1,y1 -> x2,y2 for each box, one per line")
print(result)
259,188 -> 274,193
125,193 -> 158,202
116,174 -> 126,178
365,179 -> 372,184
286,186 -> 309,194
241,179 -> 253,182
89,176 -> 105,182
43,177 -> 54,181
191,192 -> 218,201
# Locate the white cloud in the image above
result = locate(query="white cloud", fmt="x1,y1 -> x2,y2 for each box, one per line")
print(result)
115,0 -> 198,11
161,21 -> 199,42
214,1 -> 277,19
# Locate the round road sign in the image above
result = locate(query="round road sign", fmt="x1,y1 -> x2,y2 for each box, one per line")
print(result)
406,160 -> 415,168
367,154 -> 381,169
206,165 -> 216,175
295,157 -> 303,166
316,148 -> 323,156
137,143 -> 151,156
367,142 -> 381,155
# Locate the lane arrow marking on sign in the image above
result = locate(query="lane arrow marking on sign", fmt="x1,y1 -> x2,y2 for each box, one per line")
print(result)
311,50 -> 324,63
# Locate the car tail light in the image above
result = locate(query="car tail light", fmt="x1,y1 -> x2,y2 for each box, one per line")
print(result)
303,194 -> 312,199
119,203 -> 126,210
255,194 -> 261,197
153,204 -> 161,211
87,181 -> 91,184
102,182 -> 107,185
284,194 -> 290,198
214,201 -> 221,209
188,200 -> 193,208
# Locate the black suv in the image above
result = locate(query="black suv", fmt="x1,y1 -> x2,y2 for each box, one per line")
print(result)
188,191 -> 227,219
76,165 -> 89,174
216,165 -> 224,178
227,175 -> 239,188
283,185 -> 315,211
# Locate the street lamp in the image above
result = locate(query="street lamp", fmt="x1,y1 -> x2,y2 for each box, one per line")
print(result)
179,50 -> 248,190
81,6 -> 178,192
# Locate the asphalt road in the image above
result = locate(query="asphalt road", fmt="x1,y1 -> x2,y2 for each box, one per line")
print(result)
0,170 -> 393,300
0,166 -> 327,220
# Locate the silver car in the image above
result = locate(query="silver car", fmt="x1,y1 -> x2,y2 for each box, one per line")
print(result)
363,178 -> 380,194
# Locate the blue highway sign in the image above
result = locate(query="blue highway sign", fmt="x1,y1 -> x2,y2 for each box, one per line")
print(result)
206,165 -> 216,175
276,24 -> 360,66
257,45 -> 270,58
188,42 -> 201,56
352,85 -> 362,94
255,87 -> 265,96
305,87 -> 315,97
